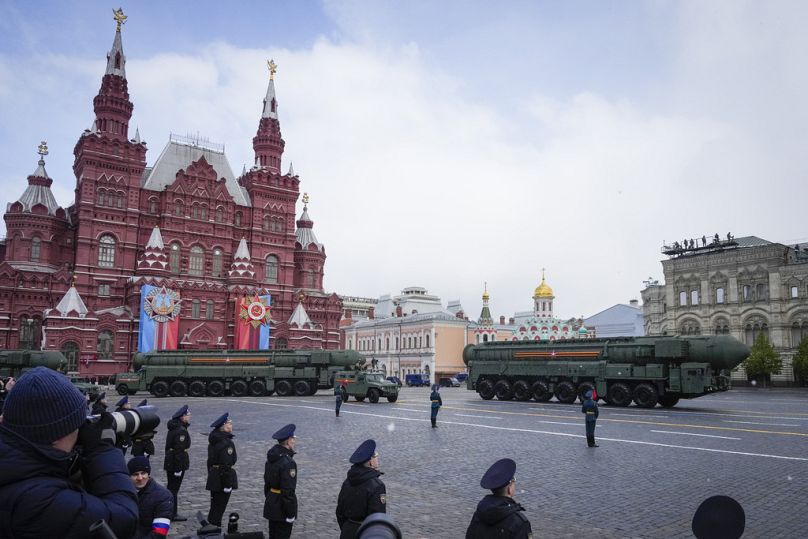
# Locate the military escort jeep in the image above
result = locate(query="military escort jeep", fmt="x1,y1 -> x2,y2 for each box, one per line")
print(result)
333,370 -> 399,403
68,374 -> 101,400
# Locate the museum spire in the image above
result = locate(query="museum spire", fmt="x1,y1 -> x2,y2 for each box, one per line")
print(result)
253,59 -> 286,173
92,8 -> 133,141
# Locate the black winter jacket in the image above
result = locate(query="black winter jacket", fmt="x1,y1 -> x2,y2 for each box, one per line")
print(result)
0,425 -> 138,539
205,430 -> 237,491
163,418 -> 190,472
465,495 -> 533,538
263,444 -> 297,521
335,465 -> 386,539
134,478 -> 174,539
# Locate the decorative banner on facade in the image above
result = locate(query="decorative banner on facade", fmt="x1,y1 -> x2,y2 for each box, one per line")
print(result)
234,294 -> 271,349
139,284 -> 181,353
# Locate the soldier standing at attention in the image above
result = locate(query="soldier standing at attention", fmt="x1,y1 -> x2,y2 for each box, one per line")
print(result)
206,412 -> 238,528
466,458 -> 533,538
581,390 -> 599,447
92,391 -> 108,415
336,439 -> 387,539
163,404 -> 191,521
114,396 -> 132,455
264,424 -> 298,538
335,381 -> 348,417
430,384 -> 443,428
131,399 -> 156,458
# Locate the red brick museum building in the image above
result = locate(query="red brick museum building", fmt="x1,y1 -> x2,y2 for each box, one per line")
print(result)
0,17 -> 343,376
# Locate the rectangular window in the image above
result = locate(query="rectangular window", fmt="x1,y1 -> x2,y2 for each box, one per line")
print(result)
205,301 -> 214,320
691,290 -> 699,306
792,286 -> 799,299
98,284 -> 110,296
742,285 -> 751,302
716,287 -> 725,304
756,283 -> 768,301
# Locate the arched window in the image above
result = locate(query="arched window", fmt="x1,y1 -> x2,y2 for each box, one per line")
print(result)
191,299 -> 200,318
19,316 -> 42,350
263,215 -> 271,230
116,192 -> 124,208
306,269 -> 315,288
97,190 -> 106,206
275,337 -> 287,349
713,319 -> 730,335
200,205 -> 208,220
192,204 -> 200,219
30,236 -> 41,262
97,330 -> 114,359
265,255 -> 279,283
679,291 -> 687,306
98,235 -> 116,267
206,300 -> 215,320
149,198 -> 158,214
169,242 -> 181,274
215,206 -> 224,223
792,321 -> 808,347
212,249 -> 223,278
680,320 -> 701,335
744,319 -> 769,345
189,246 -> 204,276
234,212 -> 242,226
174,200 -> 184,216
60,341 -> 80,372
276,219 -> 285,233
426,334 -> 430,348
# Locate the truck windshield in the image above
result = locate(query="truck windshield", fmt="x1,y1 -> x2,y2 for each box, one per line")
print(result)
366,374 -> 384,382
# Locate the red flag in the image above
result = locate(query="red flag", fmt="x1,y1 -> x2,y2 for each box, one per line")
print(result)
592,388 -> 598,400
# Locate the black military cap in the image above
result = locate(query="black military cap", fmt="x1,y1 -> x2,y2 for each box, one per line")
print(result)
692,495 -> 745,539
272,423 -> 296,441
350,439 -> 377,464
115,395 -> 128,408
210,412 -> 230,429
480,458 -> 516,490
137,399 -> 148,407
97,391 -> 106,402
172,404 -> 189,420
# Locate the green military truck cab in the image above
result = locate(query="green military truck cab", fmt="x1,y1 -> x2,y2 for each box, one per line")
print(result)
334,370 -> 399,403
114,371 -> 143,395
68,374 -> 101,400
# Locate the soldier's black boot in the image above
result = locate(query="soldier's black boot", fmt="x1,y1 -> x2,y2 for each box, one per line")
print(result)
173,514 -> 188,522
587,435 -> 595,447
431,418 -> 437,428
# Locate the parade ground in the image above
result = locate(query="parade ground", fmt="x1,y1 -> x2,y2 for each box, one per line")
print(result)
148,386 -> 808,538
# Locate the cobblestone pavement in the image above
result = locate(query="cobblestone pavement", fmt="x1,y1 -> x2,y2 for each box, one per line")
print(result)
126,386 -> 808,538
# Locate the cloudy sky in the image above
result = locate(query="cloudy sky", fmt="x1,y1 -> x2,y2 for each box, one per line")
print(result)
1,1 -> 805,321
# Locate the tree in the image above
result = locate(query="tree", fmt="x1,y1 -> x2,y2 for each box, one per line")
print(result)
742,332 -> 782,387
791,334 -> 808,386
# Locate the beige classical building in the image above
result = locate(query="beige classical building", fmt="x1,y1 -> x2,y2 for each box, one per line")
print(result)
342,287 -> 469,383
640,235 -> 808,384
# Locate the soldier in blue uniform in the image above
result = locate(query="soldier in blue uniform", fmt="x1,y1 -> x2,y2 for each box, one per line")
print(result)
206,412 -> 238,528
163,404 -> 191,521
691,495 -> 745,539
264,423 -> 298,539
466,458 -> 533,538
430,384 -> 442,428
336,439 -> 387,539
335,381 -> 348,417
114,396 -> 132,455
91,391 -> 108,415
581,390 -> 599,447
131,399 -> 156,458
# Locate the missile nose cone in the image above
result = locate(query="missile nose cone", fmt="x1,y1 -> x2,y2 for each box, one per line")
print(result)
713,335 -> 750,369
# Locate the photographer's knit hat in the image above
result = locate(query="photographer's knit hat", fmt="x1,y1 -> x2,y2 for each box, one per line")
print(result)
128,456 -> 151,475
1,367 -> 87,445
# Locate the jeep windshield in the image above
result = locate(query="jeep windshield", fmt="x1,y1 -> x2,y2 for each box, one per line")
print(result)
366,374 -> 385,382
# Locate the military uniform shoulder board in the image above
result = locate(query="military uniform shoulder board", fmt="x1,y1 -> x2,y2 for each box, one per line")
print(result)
380,493 -> 386,504
227,447 -> 234,454
290,469 -> 296,478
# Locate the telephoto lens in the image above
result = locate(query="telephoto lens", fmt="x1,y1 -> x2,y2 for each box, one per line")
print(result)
88,405 -> 160,437
356,513 -> 402,539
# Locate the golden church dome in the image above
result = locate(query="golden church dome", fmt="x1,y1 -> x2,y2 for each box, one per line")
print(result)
533,270 -> 554,298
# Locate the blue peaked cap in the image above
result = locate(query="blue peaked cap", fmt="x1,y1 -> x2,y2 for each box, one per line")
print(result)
137,399 -> 148,407
480,458 -> 516,490
115,395 -> 128,408
273,423 -> 296,441
210,412 -> 230,429
350,439 -> 376,464
172,404 -> 189,420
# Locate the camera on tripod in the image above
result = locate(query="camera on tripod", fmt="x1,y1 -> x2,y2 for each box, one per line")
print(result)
87,405 -> 160,438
